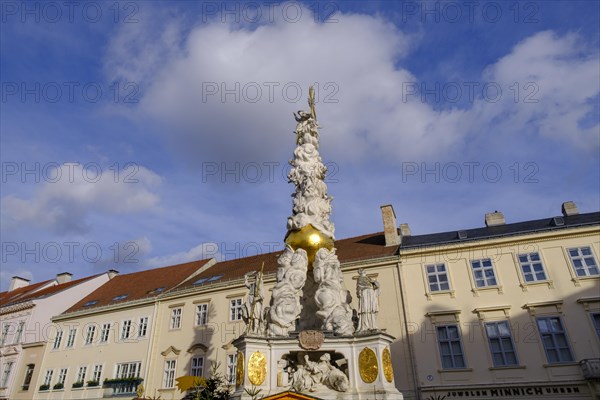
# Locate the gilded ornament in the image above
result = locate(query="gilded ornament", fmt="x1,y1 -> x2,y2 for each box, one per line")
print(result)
285,224 -> 334,267
382,347 -> 394,383
358,347 -> 378,383
247,351 -> 267,385
236,351 -> 244,386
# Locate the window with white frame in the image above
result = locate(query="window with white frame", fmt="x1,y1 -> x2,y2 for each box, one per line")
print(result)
100,323 -> 110,343
518,252 -> 548,282
471,258 -> 498,287
121,320 -> 132,340
1,361 -> 14,387
66,328 -> 76,347
13,321 -> 24,344
196,303 -> 208,326
76,366 -> 87,383
567,247 -> 599,277
592,313 -> 600,339
436,325 -> 466,369
485,321 -> 518,367
138,317 -> 148,337
163,360 -> 176,388
0,325 -> 9,345
53,330 -> 63,349
85,325 -> 96,345
536,316 -> 574,363
43,369 -> 53,387
57,368 -> 67,385
226,354 -> 237,384
170,308 -> 182,329
115,362 -> 141,379
426,263 -> 450,292
230,299 -> 244,321
191,356 -> 204,377
92,365 -> 102,383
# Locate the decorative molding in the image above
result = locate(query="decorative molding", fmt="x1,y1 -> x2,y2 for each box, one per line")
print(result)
472,305 -> 511,320
226,292 -> 246,299
522,300 -> 563,316
576,296 -> 600,311
161,346 -> 181,356
0,301 -> 35,315
187,343 -> 208,354
425,310 -> 462,324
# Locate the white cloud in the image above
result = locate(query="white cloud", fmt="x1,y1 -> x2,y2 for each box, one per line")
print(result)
145,242 -> 221,268
104,6 -> 599,165
1,164 -> 162,234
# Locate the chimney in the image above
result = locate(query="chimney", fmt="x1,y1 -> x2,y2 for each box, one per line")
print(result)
561,201 -> 579,217
9,276 -> 30,291
107,269 -> 119,279
381,205 -> 400,246
56,272 -> 72,284
485,211 -> 505,227
400,223 -> 412,237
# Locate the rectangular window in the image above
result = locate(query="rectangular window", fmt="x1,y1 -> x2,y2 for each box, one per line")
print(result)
196,304 -> 208,326
92,365 -> 103,382
471,258 -> 497,287
518,252 -> 548,282
1,361 -> 14,387
426,264 -> 450,292
76,366 -> 87,383
170,308 -> 182,329
121,320 -> 132,340
436,325 -> 466,369
13,321 -> 24,344
568,247 -> 599,277
53,330 -> 63,349
115,362 -> 141,379
226,354 -> 237,384
43,370 -> 53,386
66,328 -> 76,348
22,364 -> 34,390
84,325 -> 96,345
536,316 -> 574,363
191,356 -> 204,377
114,362 -> 141,394
57,368 -> 67,384
485,321 -> 518,366
230,299 -> 244,321
0,325 -> 9,345
592,313 -> 600,339
100,323 -> 110,343
163,360 -> 176,388
138,317 -> 148,337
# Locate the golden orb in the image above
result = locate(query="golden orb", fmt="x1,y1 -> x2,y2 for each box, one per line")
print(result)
285,224 -> 334,268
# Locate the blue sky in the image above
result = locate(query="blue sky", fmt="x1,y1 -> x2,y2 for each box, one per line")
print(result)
1,0 -> 599,290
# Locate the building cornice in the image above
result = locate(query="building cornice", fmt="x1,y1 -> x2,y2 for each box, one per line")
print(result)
0,300 -> 35,316
52,297 -> 156,321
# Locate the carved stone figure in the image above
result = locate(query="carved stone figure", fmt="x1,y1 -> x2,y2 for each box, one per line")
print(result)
268,246 -> 308,337
356,268 -> 380,332
291,353 -> 349,393
243,271 -> 265,335
313,248 -> 354,336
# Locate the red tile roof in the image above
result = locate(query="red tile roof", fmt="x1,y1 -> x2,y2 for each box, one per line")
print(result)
0,275 -> 104,308
0,280 -> 53,307
177,231 -> 397,290
64,259 -> 212,314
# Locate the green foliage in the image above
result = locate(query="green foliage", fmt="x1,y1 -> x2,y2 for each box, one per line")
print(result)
190,361 -> 232,400
39,384 -> 50,391
86,380 -> 99,387
244,384 -> 264,400
72,381 -> 84,388
103,377 -> 143,385
52,382 -> 64,390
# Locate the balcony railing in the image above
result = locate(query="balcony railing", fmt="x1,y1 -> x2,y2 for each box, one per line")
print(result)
103,377 -> 143,396
580,358 -> 600,380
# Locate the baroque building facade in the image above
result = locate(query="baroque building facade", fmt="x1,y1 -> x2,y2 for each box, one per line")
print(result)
1,204 -> 599,399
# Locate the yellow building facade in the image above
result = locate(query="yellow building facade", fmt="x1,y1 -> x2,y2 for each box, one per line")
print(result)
16,204 -> 600,400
